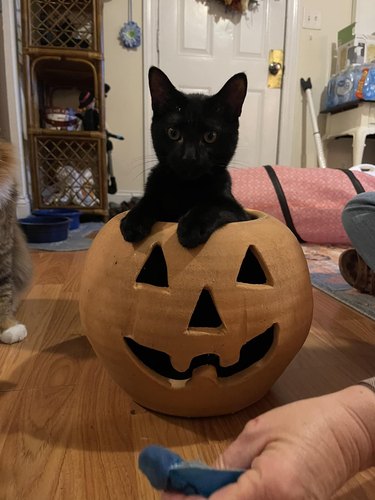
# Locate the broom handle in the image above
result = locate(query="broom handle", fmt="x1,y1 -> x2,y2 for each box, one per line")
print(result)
301,78 -> 327,168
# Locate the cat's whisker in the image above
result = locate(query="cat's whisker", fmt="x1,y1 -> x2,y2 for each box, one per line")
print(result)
228,165 -> 247,170
229,160 -> 254,169
124,158 -> 157,180
128,165 -> 154,178
126,155 -> 157,168
230,162 -> 250,168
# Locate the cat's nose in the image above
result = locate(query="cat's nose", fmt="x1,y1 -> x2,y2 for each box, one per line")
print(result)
182,144 -> 197,161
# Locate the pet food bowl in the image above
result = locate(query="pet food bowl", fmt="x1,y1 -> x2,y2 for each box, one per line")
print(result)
32,209 -> 81,230
19,216 -> 70,243
44,107 -> 79,131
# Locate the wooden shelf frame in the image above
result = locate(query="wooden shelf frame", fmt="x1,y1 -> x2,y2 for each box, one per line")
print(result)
21,0 -> 108,216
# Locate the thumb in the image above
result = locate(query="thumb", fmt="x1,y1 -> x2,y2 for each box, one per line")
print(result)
214,420 -> 268,470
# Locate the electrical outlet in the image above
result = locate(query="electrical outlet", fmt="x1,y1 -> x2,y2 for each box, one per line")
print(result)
302,8 -> 322,30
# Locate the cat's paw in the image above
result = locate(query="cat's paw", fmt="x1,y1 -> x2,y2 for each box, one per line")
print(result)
177,217 -> 212,248
0,324 -> 28,344
120,214 -> 152,243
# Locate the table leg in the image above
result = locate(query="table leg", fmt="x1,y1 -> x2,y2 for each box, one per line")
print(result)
352,130 -> 367,166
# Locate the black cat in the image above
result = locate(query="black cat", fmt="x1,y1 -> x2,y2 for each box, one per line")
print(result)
120,66 -> 251,249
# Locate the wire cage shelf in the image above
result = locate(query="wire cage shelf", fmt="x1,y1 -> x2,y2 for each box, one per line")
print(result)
22,0 -> 107,216
25,0 -> 98,51
32,135 -> 104,210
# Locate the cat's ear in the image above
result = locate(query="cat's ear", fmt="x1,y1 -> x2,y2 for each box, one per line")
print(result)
213,73 -> 248,118
149,67 -> 178,114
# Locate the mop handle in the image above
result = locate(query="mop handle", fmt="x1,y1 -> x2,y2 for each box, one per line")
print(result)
300,78 -> 327,168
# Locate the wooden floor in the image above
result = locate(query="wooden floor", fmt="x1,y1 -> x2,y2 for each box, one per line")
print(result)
0,250 -> 374,499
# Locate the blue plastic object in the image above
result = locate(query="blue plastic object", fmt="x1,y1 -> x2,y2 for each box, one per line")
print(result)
324,64 -> 375,112
19,216 -> 70,243
32,209 -> 81,230
325,65 -> 363,111
139,445 -> 245,497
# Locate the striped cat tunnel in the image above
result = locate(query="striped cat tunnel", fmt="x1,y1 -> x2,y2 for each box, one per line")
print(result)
230,165 -> 375,244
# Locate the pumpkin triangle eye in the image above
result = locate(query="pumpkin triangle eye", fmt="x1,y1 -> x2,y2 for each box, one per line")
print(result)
136,245 -> 168,287
237,247 -> 267,284
189,288 -> 222,328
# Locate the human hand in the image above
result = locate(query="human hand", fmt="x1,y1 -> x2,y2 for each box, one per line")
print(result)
161,385 -> 375,500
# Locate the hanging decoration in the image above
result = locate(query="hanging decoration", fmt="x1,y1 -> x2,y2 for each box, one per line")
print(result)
119,0 -> 141,49
219,0 -> 260,14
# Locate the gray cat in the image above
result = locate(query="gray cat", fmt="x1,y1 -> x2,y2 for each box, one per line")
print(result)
0,142 -> 32,344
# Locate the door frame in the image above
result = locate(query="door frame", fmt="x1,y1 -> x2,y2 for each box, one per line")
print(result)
143,0 -> 300,182
2,0 -> 30,216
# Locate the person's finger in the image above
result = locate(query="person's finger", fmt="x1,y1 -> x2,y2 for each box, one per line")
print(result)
214,417 -> 269,470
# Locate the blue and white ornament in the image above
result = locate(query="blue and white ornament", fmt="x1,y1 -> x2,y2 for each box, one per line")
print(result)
119,0 -> 141,49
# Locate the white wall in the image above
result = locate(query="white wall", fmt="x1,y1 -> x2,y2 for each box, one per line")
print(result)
103,0 -> 144,200
293,0 -> 353,168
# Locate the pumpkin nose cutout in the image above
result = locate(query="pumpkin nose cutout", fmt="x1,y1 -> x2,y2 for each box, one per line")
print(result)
136,245 -> 169,287
237,247 -> 267,284
189,288 -> 223,329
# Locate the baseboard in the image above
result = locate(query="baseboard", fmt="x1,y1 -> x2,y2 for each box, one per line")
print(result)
108,190 -> 144,204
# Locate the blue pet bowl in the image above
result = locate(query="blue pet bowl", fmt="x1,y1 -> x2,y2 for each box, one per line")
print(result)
32,209 -> 81,230
19,216 -> 70,243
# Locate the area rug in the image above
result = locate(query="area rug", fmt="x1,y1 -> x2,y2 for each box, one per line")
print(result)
27,221 -> 104,252
302,244 -> 375,321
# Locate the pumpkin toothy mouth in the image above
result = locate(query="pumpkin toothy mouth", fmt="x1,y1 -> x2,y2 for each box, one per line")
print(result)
124,325 -> 274,380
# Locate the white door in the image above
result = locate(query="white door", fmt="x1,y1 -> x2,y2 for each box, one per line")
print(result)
154,0 -> 286,168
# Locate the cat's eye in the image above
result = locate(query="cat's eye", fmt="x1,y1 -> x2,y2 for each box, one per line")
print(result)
167,128 -> 181,141
203,131 -> 217,144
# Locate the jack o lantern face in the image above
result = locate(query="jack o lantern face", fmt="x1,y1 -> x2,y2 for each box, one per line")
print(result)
124,243 -> 275,380
80,211 -> 313,417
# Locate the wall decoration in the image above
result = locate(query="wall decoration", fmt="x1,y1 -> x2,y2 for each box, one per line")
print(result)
198,0 -> 261,19
226,0 -> 251,13
229,0 -> 261,13
119,0 -> 141,49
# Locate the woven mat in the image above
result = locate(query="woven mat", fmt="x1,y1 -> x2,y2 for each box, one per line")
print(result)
302,244 -> 375,321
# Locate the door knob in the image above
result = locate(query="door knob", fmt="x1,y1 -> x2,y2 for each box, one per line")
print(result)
269,62 -> 282,75
268,50 -> 284,89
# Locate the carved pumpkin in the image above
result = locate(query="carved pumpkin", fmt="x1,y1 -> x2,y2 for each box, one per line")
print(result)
79,211 -> 313,417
